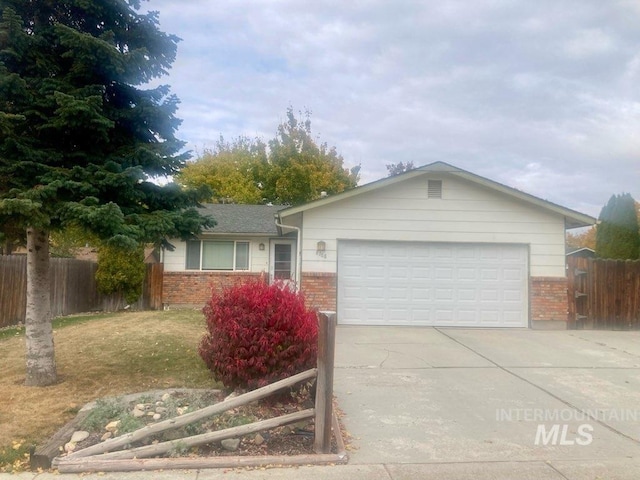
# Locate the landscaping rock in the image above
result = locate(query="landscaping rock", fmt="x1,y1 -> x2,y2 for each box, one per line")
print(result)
70,431 -> 90,443
135,403 -> 147,410
155,406 -> 167,414
132,408 -> 145,418
161,393 -> 171,402
221,438 -> 240,451
152,413 -> 161,420
64,442 -> 76,453
105,420 -> 120,433
254,433 -> 265,445
101,432 -> 112,441
293,420 -> 309,430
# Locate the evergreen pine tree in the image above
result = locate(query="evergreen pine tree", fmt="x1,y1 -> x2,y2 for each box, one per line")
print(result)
0,1 -> 212,386
595,193 -> 640,259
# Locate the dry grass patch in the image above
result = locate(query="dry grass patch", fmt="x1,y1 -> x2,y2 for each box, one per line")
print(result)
0,309 -> 215,469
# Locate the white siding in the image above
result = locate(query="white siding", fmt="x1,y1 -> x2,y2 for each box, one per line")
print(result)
162,236 -> 271,273
298,175 -> 567,277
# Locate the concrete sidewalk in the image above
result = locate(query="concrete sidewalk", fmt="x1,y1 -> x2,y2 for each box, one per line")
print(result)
4,327 -> 640,479
4,460 -> 640,479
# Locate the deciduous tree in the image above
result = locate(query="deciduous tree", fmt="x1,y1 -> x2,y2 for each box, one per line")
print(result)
386,161 -> 415,176
177,136 -> 267,204
0,0 -> 212,386
266,108 -> 360,205
178,108 -> 360,206
566,227 -> 596,251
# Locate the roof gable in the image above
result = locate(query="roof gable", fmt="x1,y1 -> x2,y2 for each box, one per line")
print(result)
278,161 -> 596,229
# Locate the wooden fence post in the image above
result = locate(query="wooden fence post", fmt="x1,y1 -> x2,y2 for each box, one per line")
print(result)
314,310 -> 336,454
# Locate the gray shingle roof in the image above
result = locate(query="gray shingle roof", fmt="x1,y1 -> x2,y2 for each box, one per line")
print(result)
198,204 -> 285,235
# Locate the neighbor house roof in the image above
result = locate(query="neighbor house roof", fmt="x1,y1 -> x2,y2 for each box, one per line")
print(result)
566,247 -> 596,257
198,204 -> 285,235
278,161 -> 596,229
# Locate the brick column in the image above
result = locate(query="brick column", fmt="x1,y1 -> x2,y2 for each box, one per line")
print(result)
530,277 -> 568,329
301,272 -> 337,312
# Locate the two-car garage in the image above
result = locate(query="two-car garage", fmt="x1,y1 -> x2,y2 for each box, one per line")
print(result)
337,240 -> 529,328
276,162 -> 595,330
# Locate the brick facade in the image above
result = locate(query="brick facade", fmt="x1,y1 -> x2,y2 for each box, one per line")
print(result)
163,271 -> 569,328
163,271 -> 338,311
530,276 -> 568,326
301,272 -> 337,312
162,271 -> 262,307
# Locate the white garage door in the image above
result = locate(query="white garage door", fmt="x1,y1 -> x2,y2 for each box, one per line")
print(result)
337,241 -> 528,327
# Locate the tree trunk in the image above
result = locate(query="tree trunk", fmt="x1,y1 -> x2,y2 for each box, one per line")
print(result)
25,228 -> 57,386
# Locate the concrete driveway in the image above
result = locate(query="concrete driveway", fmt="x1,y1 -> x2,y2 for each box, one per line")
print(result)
334,327 -> 640,479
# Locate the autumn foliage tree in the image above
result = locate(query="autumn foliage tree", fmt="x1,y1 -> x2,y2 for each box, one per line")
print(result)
177,136 -> 267,204
0,1 -> 212,386
178,108 -> 360,205
566,227 -> 596,251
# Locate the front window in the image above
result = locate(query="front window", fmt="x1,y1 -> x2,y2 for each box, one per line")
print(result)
186,240 -> 250,271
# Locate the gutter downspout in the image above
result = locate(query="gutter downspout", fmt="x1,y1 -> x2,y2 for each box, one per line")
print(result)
274,215 -> 302,292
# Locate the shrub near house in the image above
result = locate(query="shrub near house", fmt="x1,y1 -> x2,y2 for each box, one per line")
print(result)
199,281 -> 318,390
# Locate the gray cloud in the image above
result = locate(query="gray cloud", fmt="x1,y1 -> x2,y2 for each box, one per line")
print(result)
148,0 -> 640,217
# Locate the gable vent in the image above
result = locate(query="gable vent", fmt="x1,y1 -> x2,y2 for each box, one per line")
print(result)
427,180 -> 442,199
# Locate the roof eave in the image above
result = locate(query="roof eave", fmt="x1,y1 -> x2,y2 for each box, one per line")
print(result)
448,170 -> 596,228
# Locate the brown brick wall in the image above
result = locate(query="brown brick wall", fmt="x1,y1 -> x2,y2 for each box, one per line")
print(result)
530,276 -> 568,324
165,271 -> 566,328
301,272 -> 337,312
163,271 -> 262,307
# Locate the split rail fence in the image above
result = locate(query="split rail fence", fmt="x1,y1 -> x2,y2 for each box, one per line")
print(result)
568,256 -> 640,329
44,312 -> 344,473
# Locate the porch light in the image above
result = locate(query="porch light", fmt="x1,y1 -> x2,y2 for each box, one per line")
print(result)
316,241 -> 326,253
259,243 -> 265,251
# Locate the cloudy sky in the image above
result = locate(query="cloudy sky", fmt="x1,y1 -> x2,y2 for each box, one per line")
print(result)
147,0 -> 640,219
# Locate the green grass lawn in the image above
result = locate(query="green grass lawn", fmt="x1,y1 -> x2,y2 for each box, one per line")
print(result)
0,309 -> 217,472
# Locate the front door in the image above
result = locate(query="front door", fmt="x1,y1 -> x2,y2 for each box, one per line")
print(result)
269,240 -> 296,285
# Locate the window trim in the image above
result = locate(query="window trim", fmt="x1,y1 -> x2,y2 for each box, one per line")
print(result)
185,240 -> 251,271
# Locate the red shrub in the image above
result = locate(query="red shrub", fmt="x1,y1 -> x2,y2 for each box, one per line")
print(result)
199,280 -> 318,390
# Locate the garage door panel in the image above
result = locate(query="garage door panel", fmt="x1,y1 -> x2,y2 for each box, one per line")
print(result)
411,270 -> 432,284
389,266 -> 409,279
388,287 -> 409,300
457,289 -> 477,302
435,288 -> 454,301
481,268 -> 499,281
504,289 -> 523,302
503,268 -> 523,281
435,267 -> 454,280
457,267 -> 477,281
338,241 -> 528,327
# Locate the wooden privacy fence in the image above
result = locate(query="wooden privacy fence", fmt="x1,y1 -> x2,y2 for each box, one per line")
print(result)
0,257 -> 164,328
568,256 -> 640,330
